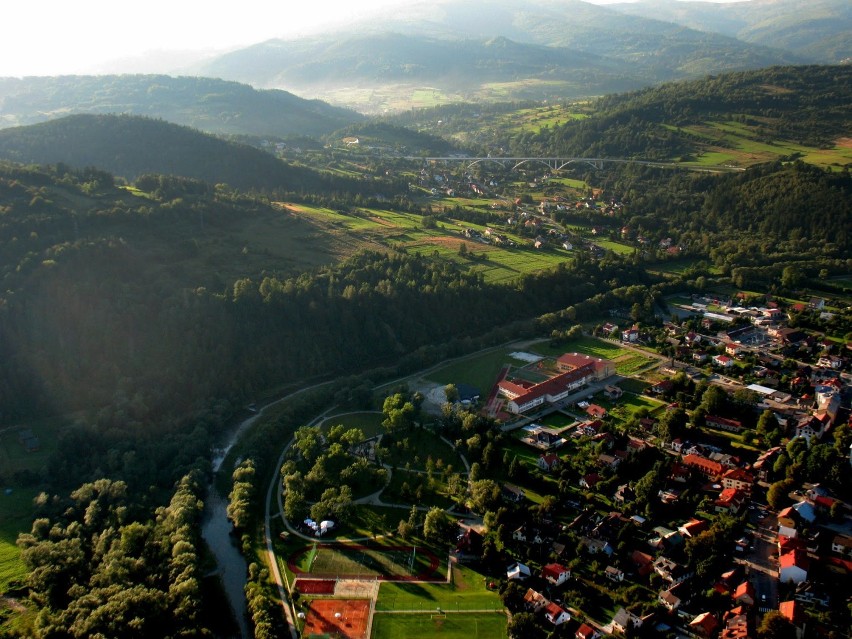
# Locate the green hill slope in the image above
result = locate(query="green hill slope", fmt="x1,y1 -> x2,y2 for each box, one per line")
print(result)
0,114 -> 363,192
505,65 -> 852,166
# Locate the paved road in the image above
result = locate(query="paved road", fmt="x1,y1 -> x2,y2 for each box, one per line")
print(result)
737,503 -> 779,613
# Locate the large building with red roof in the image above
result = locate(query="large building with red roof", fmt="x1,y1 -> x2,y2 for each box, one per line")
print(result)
499,362 -> 596,413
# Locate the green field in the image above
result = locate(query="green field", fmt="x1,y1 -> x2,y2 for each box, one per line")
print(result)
376,564 -> 502,611
676,121 -> 852,169
371,612 -> 508,639
532,336 -> 628,360
0,488 -> 38,593
294,543 -> 439,580
0,423 -> 59,477
287,203 -> 574,284
425,347 -> 517,393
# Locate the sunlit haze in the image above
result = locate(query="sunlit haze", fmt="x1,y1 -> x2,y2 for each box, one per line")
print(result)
0,0 -> 749,77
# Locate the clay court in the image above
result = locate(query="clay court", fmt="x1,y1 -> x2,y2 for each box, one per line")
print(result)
302,599 -> 370,639
295,579 -> 336,595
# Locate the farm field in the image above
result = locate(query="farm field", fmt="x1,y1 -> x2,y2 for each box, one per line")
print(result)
284,202 -> 574,284
371,611 -> 508,639
675,121 -> 852,169
0,488 -> 39,592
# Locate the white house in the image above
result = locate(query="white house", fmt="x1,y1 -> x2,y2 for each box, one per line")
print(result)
541,563 -> 571,586
544,602 -> 571,626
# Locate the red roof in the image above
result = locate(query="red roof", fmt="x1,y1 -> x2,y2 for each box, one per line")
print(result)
499,363 -> 595,408
683,454 -> 724,476
576,623 -> 596,639
780,549 -> 810,571
541,563 -> 569,581
544,601 -> 568,619
732,581 -> 754,600
779,600 -> 804,625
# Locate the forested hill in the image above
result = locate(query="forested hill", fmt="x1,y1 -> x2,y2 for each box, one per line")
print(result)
509,65 -> 852,159
0,74 -> 362,137
0,114 -> 369,193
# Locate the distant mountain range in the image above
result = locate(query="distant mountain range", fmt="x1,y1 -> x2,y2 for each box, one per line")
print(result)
0,75 -> 362,137
608,0 -> 851,63
186,0 -> 838,109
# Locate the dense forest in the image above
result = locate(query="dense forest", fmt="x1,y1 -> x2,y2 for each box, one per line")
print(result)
0,115 -> 384,194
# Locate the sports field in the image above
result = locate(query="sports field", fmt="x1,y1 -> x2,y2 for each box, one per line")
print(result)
370,611 -> 507,639
289,543 -> 443,581
303,598 -> 370,639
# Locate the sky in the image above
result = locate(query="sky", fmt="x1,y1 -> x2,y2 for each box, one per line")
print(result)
0,0 -> 748,77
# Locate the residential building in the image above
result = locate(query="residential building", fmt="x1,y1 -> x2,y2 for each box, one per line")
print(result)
714,488 -> 746,514
544,602 -> 571,626
523,588 -> 548,612
605,566 -> 624,582
541,563 -> 571,586
780,550 -> 810,584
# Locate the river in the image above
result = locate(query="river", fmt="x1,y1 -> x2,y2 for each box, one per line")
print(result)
201,410 -> 268,639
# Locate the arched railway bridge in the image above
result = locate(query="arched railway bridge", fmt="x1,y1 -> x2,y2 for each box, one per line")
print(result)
404,156 -> 744,173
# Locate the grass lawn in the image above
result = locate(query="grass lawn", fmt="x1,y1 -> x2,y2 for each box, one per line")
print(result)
536,412 -> 578,429
320,412 -> 384,438
371,612 -> 507,639
291,541 -> 443,580
0,488 -> 39,593
618,378 -> 651,394
425,348 -> 516,393
376,564 -> 502,611
0,422 -> 60,477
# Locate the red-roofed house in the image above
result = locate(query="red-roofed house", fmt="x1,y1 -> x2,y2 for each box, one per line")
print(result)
537,453 -> 560,472
732,581 -> 755,607
576,623 -> 600,639
523,588 -> 548,612
780,550 -> 810,584
722,468 -> 754,492
544,601 -> 571,625
586,404 -> 608,419
631,550 -> 654,577
622,326 -> 639,343
713,354 -> 734,368
779,600 -> 805,626
541,563 -> 571,586
707,415 -> 744,433
689,612 -> 719,638
714,488 -> 746,514
683,454 -> 724,478
679,518 -> 709,538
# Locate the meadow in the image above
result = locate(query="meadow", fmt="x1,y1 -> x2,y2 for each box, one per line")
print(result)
283,203 -> 575,284
0,488 -> 39,592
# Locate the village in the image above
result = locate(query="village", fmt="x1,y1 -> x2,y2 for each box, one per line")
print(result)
436,287 -> 851,639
